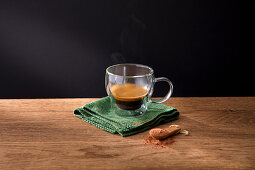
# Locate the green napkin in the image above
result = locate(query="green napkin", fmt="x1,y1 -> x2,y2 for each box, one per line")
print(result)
74,96 -> 179,137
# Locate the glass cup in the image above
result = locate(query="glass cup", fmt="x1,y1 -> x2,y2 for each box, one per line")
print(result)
105,63 -> 173,116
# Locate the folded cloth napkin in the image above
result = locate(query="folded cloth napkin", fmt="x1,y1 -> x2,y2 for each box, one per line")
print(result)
74,96 -> 179,137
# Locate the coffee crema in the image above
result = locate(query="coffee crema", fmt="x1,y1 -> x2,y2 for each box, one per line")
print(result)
110,84 -> 148,110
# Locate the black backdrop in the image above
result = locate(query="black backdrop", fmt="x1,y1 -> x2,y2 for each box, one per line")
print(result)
0,0 -> 245,98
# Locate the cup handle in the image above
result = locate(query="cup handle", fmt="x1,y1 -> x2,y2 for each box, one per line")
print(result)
149,77 -> 173,104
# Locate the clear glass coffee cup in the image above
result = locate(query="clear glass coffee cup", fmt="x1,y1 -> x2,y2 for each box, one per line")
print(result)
105,63 -> 173,115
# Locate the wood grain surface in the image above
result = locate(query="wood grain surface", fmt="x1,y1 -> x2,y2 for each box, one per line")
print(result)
0,97 -> 254,169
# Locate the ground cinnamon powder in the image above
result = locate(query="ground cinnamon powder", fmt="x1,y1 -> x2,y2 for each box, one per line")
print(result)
145,125 -> 187,148
145,135 -> 175,148
149,128 -> 171,140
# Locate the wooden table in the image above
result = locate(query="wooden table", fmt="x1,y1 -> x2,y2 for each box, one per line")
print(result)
0,97 -> 254,169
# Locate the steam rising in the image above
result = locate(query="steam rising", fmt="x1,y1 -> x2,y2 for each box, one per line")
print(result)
111,13 -> 146,64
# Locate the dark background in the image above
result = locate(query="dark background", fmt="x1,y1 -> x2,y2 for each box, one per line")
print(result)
0,0 -> 246,98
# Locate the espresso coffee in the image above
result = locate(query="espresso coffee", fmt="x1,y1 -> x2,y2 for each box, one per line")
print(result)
110,83 -> 149,110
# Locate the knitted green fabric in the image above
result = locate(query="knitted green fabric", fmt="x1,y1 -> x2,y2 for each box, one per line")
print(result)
74,96 -> 179,137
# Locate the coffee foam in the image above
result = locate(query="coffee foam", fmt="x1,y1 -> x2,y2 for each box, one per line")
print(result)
110,83 -> 148,102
